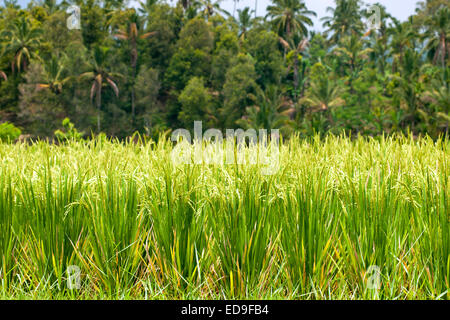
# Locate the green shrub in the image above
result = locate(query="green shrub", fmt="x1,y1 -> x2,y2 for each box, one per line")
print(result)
0,122 -> 21,143
54,118 -> 84,141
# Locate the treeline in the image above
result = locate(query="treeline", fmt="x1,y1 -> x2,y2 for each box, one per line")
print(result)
0,0 -> 449,140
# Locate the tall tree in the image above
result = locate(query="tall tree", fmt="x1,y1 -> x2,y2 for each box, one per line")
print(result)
197,0 -> 230,20
178,76 -> 215,127
1,17 -> 42,73
235,7 -> 253,41
279,36 -> 309,98
237,85 -> 294,133
0,71 -> 6,82
221,54 -> 258,127
266,0 -> 316,38
391,48 -> 423,131
40,0 -> 60,14
80,46 -> 122,132
389,18 -> 416,72
415,0 -> 449,23
333,35 -> 373,92
115,12 -> 156,124
138,0 -> 159,17
422,7 -> 450,67
35,55 -> 70,94
178,0 -> 192,10
2,0 -> 20,9
420,70 -> 450,135
299,63 -> 346,127
321,0 -> 364,43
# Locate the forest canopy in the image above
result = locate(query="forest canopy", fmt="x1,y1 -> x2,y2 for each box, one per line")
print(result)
0,0 -> 449,140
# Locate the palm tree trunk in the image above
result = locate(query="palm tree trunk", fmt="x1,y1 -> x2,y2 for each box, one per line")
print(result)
447,42 -> 450,65
131,66 -> 136,126
440,34 -> 446,68
96,89 -> 101,132
327,108 -> 334,127
131,38 -> 138,126
97,107 -> 101,132
293,53 -> 299,99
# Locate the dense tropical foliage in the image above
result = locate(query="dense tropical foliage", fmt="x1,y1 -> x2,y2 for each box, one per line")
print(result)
0,0 -> 448,139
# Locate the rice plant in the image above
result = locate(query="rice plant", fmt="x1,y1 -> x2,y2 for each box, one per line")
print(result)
0,134 -> 448,299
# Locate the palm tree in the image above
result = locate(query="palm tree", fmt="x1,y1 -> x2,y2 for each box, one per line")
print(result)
415,0 -> 449,23
178,0 -> 201,19
421,73 -> 450,134
321,0 -> 364,43
299,73 -> 346,126
138,0 -> 158,16
428,70 -> 450,114
197,0 -> 230,20
0,41 -> 6,83
389,18 -> 416,73
80,46 -> 122,132
237,85 -> 294,133
39,0 -> 60,14
0,71 -> 6,82
368,35 -> 389,75
391,48 -> 423,130
102,0 -> 127,10
279,36 -> 309,98
115,13 -> 156,124
422,7 -> 450,68
236,7 -> 254,41
36,55 -> 70,94
333,35 -> 373,91
179,0 -> 192,10
266,0 -> 316,38
2,0 -> 20,9
1,17 -> 42,73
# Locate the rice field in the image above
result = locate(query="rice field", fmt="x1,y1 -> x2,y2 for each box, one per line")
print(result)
0,134 -> 448,299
